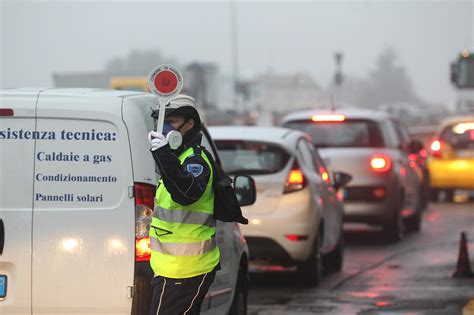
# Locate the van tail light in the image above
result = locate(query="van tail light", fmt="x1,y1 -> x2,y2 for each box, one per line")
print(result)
136,237 -> 151,262
0,109 -> 14,116
134,183 -> 155,262
284,160 -> 306,193
430,140 -> 443,158
370,154 -> 392,173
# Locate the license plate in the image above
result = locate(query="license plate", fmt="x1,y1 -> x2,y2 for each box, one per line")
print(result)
0,275 -> 6,298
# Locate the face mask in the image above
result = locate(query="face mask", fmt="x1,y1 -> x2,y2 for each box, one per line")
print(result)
163,122 -> 176,136
162,120 -> 188,150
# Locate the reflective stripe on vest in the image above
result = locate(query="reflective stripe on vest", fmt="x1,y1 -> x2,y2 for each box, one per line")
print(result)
150,235 -> 217,256
153,205 -> 215,228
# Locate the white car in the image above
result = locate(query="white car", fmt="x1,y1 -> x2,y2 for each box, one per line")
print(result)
0,88 -> 255,315
209,126 -> 350,285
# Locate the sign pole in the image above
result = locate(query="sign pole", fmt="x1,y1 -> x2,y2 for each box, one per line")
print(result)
147,64 -> 184,134
156,98 -> 168,134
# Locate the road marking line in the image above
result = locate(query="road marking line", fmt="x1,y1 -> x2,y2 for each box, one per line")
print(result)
464,299 -> 474,315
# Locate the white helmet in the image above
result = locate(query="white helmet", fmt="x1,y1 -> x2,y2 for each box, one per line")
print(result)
152,94 -> 202,128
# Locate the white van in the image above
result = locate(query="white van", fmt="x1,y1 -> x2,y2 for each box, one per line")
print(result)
0,88 -> 252,315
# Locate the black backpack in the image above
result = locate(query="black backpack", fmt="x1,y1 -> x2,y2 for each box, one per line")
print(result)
196,146 -> 249,225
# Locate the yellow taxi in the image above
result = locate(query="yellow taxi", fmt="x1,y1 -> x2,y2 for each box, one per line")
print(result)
428,116 -> 474,201
109,76 -> 149,92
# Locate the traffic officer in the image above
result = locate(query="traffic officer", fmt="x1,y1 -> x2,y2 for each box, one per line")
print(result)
147,94 -> 219,315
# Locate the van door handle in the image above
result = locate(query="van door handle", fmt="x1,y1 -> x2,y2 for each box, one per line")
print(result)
0,219 -> 4,255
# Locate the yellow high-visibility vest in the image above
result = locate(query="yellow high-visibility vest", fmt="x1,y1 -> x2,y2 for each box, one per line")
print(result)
149,146 -> 219,278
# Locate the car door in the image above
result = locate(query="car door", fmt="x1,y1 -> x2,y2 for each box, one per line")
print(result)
307,142 -> 343,248
295,138 -> 332,244
31,93 -> 135,314
0,92 -> 38,315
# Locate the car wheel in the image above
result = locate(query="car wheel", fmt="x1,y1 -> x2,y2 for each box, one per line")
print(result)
229,268 -> 248,315
297,231 -> 323,286
323,231 -> 344,273
383,194 -> 405,242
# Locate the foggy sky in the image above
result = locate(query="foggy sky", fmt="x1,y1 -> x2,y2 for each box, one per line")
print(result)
1,0 -> 473,106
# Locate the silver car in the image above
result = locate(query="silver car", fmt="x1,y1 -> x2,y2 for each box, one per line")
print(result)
282,109 -> 425,241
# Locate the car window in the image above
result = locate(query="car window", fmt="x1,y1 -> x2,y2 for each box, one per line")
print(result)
214,140 -> 290,175
304,139 -> 333,183
297,139 -> 316,172
379,120 -> 400,149
285,119 -> 384,148
440,122 -> 474,149
392,119 -> 411,149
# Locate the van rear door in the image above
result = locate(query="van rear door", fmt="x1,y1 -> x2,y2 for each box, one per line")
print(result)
0,91 -> 39,315
31,91 -> 135,314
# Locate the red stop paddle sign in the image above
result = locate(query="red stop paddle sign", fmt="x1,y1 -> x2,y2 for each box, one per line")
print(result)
148,64 -> 183,98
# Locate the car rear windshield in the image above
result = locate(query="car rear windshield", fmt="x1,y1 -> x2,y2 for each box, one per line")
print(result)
284,119 -> 384,148
214,140 -> 290,175
440,122 -> 474,149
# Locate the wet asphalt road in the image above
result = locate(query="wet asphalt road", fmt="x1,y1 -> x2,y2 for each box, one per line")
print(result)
247,200 -> 474,315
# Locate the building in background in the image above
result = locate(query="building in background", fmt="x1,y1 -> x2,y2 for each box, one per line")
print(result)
252,72 -> 324,113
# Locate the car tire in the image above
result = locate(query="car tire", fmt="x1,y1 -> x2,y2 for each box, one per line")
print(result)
297,231 -> 323,286
229,268 -> 248,315
323,231 -> 344,273
383,194 -> 405,242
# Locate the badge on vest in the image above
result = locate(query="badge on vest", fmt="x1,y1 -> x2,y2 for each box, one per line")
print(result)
187,164 -> 204,177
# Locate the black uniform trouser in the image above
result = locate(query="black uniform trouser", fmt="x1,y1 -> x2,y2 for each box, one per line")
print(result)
149,270 -> 216,315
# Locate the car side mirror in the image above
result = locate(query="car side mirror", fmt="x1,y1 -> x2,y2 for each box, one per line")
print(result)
333,172 -> 352,190
408,139 -> 424,154
233,175 -> 257,207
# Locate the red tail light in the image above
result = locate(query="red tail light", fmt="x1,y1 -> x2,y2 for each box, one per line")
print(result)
0,109 -> 14,116
284,161 -> 306,193
430,140 -> 442,158
134,183 -> 155,262
285,234 -> 309,241
370,154 -> 392,173
373,187 -> 386,199
319,167 -> 331,184
136,237 -> 151,262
